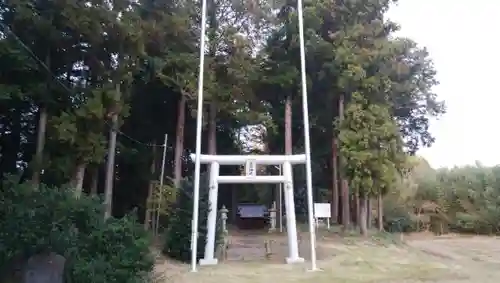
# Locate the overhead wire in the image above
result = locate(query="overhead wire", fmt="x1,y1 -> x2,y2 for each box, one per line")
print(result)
1,19 -> 215,238
0,22 -> 166,148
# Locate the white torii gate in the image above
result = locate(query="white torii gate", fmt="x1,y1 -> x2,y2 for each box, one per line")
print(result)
190,0 -> 317,272
190,154 -> 307,266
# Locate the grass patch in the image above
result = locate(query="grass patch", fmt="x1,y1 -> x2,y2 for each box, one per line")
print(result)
158,238 -> 461,283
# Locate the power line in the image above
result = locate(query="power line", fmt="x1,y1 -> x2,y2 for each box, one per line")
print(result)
1,21 -> 216,206
1,16 -> 216,235
0,22 -> 166,148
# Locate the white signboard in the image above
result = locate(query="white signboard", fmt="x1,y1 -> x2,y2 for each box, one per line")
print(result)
314,203 -> 331,230
245,159 -> 257,177
314,203 -> 331,218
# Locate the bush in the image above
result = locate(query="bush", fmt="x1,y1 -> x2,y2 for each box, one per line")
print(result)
0,177 -> 154,283
163,175 -> 210,262
382,193 -> 417,233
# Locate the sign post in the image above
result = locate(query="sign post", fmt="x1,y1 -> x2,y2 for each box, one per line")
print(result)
313,203 -> 331,230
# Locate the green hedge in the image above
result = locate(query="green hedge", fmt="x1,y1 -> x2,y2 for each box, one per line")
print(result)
0,177 -> 154,283
163,175 -> 211,262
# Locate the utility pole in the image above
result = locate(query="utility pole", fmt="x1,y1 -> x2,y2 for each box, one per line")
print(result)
154,134 -> 168,236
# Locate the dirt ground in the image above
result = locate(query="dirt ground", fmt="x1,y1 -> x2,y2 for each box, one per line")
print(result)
155,229 -> 500,283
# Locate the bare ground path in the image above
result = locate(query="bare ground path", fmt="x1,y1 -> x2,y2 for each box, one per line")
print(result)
155,231 -> 500,283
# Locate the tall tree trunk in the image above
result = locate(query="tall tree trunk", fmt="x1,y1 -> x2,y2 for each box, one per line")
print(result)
145,145 -> 157,231
331,137 -> 339,223
278,94 -> 292,229
341,180 -> 350,227
90,165 -> 99,195
32,106 -> 47,185
359,196 -> 368,236
173,95 -> 186,187
285,95 -> 292,154
104,83 -> 120,219
355,193 -> 360,224
377,194 -> 384,231
207,0 -> 218,158
72,163 -> 86,196
338,94 -> 350,227
367,198 -> 372,229
32,53 -> 51,185
208,102 -> 217,155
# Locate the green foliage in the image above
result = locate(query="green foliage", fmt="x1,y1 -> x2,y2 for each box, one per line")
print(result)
163,175 -> 210,263
382,193 -> 416,233
0,177 -> 154,283
382,159 -> 500,235
0,0 -> 448,236
49,90 -> 108,165
338,92 -> 406,198
148,181 -> 178,229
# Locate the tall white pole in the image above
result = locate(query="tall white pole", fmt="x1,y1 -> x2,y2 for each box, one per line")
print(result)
191,0 -> 208,272
155,134 -> 168,236
296,0 -> 318,271
278,165 -> 283,233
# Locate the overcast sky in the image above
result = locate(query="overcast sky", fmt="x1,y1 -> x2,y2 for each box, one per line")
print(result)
387,0 -> 499,168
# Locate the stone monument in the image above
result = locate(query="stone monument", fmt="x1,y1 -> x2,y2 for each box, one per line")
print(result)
24,253 -> 66,283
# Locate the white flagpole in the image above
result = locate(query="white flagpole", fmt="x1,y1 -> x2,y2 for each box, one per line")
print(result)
297,0 -> 318,271
190,0 -> 209,272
